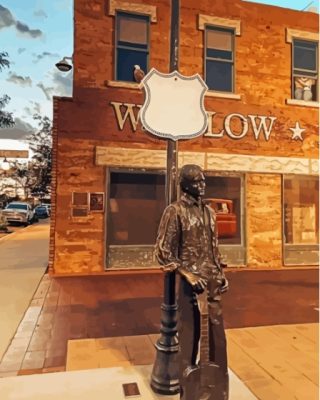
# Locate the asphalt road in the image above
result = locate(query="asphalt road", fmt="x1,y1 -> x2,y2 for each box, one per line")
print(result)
0,219 -> 50,359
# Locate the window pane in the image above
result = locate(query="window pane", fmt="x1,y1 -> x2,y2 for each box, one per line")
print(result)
206,60 -> 232,91
207,48 -> 233,60
284,176 -> 319,244
294,40 -> 317,71
207,29 -> 232,51
204,175 -> 242,245
117,48 -> 148,81
118,15 -> 147,45
109,172 -> 165,245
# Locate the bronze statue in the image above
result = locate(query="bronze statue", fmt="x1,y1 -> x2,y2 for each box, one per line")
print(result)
155,164 -> 229,400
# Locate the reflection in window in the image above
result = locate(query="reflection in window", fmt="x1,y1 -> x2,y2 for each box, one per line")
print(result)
109,172 -> 165,245
205,27 -> 234,92
292,39 -> 318,101
284,176 -> 319,244
116,12 -> 149,82
204,175 -> 242,244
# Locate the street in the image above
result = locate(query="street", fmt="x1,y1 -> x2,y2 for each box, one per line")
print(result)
0,220 -> 49,359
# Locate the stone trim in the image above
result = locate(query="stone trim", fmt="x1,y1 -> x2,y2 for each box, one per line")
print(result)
95,146 -> 319,175
108,0 -> 157,22
48,97 -> 59,275
198,14 -> 241,35
286,98 -> 319,108
206,91 -> 241,100
106,80 -> 141,90
286,28 -> 318,43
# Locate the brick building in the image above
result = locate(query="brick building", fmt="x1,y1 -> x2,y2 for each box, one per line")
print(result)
49,0 -> 319,275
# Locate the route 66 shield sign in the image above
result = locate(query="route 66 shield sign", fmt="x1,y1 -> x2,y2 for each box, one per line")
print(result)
140,68 -> 208,141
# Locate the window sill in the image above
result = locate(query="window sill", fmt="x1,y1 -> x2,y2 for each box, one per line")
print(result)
206,91 -> 241,100
107,80 -> 142,90
286,98 -> 319,108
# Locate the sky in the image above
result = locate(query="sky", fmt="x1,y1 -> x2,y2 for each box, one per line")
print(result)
0,0 -> 318,154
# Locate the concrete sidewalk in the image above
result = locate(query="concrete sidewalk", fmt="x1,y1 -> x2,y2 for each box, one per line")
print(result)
0,222 -> 49,359
0,364 -> 258,400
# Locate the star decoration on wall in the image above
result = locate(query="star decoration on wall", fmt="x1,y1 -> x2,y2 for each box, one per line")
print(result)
289,122 -> 305,141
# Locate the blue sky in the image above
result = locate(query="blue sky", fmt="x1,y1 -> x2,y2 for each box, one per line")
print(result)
0,0 -> 73,149
0,0 -> 318,151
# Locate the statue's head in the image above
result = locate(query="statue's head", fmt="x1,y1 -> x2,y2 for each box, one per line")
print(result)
179,164 -> 206,199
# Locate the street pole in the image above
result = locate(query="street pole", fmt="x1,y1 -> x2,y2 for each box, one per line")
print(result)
150,0 -> 180,395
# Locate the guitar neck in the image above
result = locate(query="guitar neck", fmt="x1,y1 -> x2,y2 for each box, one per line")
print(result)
200,313 -> 210,364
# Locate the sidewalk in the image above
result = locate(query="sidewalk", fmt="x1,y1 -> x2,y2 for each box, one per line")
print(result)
0,269 -> 318,399
0,364 -> 257,400
0,324 -> 317,399
0,222 -> 49,360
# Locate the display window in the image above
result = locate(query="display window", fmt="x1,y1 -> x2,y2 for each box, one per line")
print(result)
283,175 -> 319,265
204,174 -> 243,245
108,170 -> 165,245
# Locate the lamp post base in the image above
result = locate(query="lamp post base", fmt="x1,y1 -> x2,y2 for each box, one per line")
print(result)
150,303 -> 180,395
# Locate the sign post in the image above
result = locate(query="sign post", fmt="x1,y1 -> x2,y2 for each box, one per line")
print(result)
140,0 -> 208,395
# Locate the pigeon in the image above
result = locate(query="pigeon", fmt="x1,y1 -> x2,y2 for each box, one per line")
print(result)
133,65 -> 145,83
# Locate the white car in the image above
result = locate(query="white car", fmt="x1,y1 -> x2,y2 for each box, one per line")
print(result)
2,202 -> 35,226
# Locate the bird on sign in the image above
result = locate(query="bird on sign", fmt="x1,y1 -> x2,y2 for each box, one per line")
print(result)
133,65 -> 145,83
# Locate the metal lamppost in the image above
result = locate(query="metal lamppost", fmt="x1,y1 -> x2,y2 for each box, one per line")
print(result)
150,0 -> 180,395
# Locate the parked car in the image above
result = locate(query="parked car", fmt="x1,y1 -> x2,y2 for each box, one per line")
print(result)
206,198 -> 237,238
34,205 -> 50,219
2,202 -> 36,226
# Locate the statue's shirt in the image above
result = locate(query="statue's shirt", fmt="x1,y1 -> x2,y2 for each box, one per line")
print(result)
155,192 -> 222,277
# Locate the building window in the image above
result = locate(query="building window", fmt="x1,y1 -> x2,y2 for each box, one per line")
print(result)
284,176 -> 319,245
205,27 -> 235,92
108,171 -> 165,245
292,39 -> 318,102
283,175 -> 319,265
115,12 -> 149,82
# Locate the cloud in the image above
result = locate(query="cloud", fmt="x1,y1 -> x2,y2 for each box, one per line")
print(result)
33,51 -> 60,63
23,101 -> 41,116
17,47 -> 26,54
7,72 -> 32,87
15,21 -> 42,38
0,5 -> 14,29
52,70 -> 73,96
37,82 -> 54,100
0,117 -> 35,140
33,9 -> 48,18
0,5 -> 43,39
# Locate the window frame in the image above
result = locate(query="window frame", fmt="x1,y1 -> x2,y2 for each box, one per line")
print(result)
114,11 -> 150,82
105,167 -> 166,269
204,25 -> 235,93
291,38 -> 318,101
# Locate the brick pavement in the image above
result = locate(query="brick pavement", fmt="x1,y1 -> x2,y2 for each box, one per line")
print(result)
0,268 -> 318,379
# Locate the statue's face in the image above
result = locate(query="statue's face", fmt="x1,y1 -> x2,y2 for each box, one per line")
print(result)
183,171 -> 206,198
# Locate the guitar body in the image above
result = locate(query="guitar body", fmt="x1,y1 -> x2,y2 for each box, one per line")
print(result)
182,362 -> 225,400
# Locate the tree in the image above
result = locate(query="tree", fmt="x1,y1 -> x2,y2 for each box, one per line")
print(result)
1,114 -> 52,200
0,51 -> 14,128
27,114 -> 52,198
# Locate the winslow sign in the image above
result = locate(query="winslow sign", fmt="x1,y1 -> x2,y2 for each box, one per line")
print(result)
110,101 -> 305,141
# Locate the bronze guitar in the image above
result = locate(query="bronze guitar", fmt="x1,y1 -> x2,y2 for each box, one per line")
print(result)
182,291 -> 225,400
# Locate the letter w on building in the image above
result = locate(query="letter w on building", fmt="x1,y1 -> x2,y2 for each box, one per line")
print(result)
248,115 -> 277,141
110,102 -> 141,131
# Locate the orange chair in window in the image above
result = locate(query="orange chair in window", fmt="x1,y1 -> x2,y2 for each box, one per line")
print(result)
206,198 -> 237,238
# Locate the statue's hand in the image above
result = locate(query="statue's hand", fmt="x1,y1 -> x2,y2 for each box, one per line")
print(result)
179,268 -> 208,294
160,262 -> 178,273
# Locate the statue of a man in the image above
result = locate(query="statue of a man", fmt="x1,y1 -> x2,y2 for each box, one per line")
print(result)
155,164 -> 229,400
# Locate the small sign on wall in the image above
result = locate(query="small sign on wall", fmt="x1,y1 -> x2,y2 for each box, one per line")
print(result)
90,192 -> 105,212
72,192 -> 89,206
72,207 -> 88,217
71,192 -> 89,217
